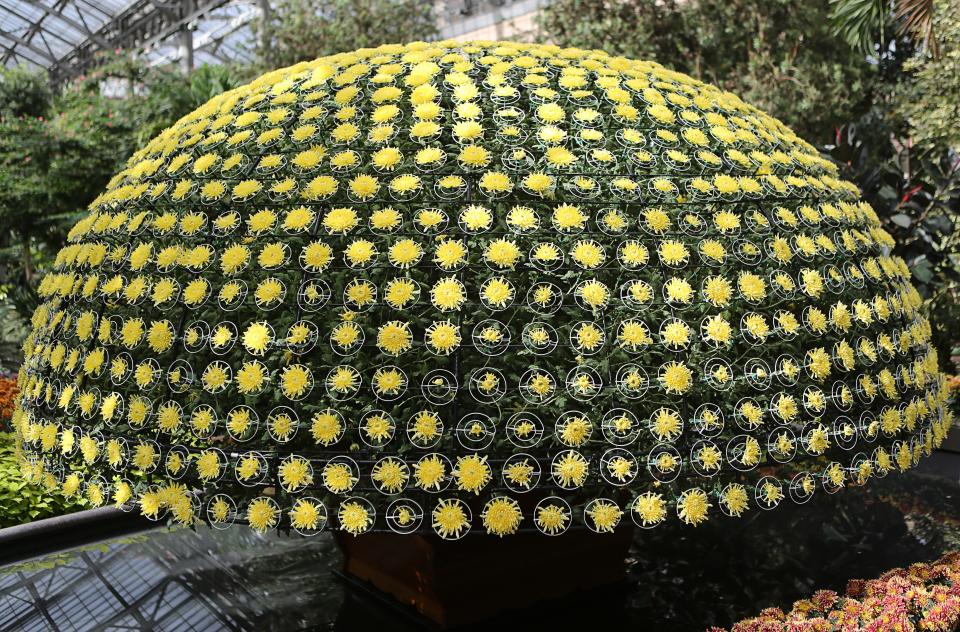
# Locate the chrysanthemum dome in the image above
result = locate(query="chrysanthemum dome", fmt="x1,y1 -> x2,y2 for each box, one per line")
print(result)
14,41 -> 951,537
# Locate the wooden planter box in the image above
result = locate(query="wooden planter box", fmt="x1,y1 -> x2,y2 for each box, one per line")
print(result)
334,526 -> 633,627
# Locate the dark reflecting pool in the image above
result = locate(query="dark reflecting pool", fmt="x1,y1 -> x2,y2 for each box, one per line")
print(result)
1,454 -> 958,632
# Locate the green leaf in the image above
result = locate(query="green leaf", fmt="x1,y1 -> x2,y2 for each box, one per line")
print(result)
829,0 -> 886,53
890,213 -> 912,227
912,258 -> 934,283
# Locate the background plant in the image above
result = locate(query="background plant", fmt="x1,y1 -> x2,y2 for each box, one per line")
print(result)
255,0 -> 437,69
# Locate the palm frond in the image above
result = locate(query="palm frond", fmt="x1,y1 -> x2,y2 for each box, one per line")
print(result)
895,0 -> 938,55
829,0 -> 887,53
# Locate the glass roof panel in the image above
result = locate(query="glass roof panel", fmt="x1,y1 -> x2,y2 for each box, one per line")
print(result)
0,0 -> 258,78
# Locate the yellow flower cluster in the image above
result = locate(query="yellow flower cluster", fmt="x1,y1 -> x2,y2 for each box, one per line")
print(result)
12,40 -> 951,538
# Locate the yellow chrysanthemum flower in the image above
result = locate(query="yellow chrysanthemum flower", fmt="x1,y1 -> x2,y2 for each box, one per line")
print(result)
677,488 -> 711,526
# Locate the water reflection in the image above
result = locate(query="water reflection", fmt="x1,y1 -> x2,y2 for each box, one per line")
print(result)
0,454 -> 957,631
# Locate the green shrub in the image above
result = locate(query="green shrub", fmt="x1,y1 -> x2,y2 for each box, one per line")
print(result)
0,433 -> 86,528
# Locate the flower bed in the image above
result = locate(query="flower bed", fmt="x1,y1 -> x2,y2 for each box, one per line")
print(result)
715,552 -> 960,631
0,376 -> 17,431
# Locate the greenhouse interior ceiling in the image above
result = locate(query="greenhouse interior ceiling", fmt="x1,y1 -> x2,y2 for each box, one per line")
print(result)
0,0 -> 263,81
0,0 -> 540,83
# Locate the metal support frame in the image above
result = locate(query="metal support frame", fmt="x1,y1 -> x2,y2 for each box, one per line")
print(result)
0,0 -> 71,66
148,0 -> 260,68
20,0 -> 109,47
0,27 -> 57,65
0,0 -> 259,85
177,0 -> 195,73
0,530 -> 257,631
1,0 -> 530,85
47,0 -> 231,84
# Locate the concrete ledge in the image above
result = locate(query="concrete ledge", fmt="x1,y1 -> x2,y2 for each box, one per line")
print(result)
0,506 -> 153,566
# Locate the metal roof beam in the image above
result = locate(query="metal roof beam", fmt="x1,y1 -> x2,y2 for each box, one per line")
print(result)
47,0 -> 232,84
149,2 -> 258,66
0,1 -> 72,65
136,0 -> 232,53
0,28 -> 57,64
2,0 -> 252,84
18,0 -> 110,47
73,0 -> 117,21
35,29 -> 57,60
5,0 -> 53,66
0,3 -> 77,48
5,48 -> 42,67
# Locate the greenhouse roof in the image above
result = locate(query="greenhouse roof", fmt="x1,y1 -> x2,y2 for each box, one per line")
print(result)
0,0 -> 259,82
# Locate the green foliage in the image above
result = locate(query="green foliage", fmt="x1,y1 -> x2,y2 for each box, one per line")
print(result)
0,65 -> 51,118
0,116 -> 56,237
0,433 -> 86,528
829,0 -> 939,55
896,0 -> 939,53
534,0 -> 684,60
899,0 -> 960,151
829,0 -> 889,53
538,0 -> 877,145
0,113 -> 62,320
259,0 -> 438,68
0,302 -> 28,368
